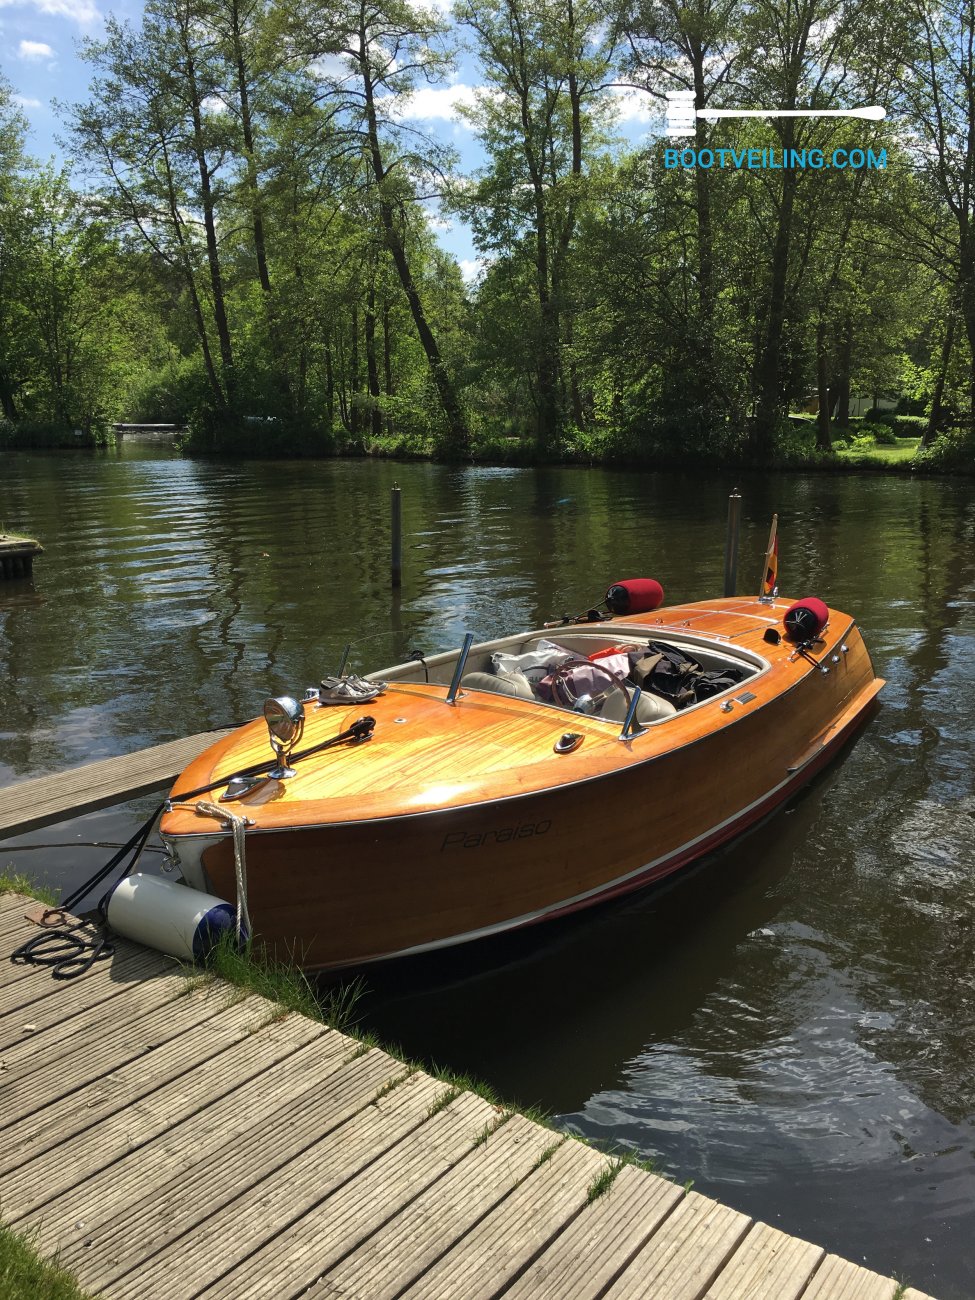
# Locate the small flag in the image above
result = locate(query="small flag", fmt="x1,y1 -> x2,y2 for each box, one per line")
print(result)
762,514 -> 779,596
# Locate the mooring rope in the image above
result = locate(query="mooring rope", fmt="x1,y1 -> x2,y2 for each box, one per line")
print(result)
190,801 -> 251,942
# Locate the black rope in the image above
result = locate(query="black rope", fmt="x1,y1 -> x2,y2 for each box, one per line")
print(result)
407,649 -> 429,682
10,921 -> 114,980
167,714 -> 376,804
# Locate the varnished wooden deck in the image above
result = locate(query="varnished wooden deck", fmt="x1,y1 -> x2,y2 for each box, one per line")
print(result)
0,729 -> 233,839
0,892 -> 936,1300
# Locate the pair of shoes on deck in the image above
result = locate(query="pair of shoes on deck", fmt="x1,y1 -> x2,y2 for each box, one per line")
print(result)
317,675 -> 388,705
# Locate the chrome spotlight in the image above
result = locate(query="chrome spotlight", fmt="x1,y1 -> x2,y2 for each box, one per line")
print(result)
263,696 -> 305,779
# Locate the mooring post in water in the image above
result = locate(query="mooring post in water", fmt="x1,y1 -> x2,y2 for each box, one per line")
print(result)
391,482 -> 402,589
723,488 -> 741,597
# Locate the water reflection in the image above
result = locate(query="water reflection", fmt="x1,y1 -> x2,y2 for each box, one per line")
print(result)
1,447 -> 974,1298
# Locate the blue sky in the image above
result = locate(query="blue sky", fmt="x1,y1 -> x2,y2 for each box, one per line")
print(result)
1,0 -> 659,272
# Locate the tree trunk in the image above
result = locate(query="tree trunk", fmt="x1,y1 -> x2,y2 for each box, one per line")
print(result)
182,40 -> 235,406
365,278 -> 382,438
325,338 -> 335,432
752,121 -> 798,459
690,37 -> 715,373
834,315 -> 852,429
815,317 -> 832,451
229,0 -> 292,411
350,303 -> 361,435
360,46 -> 470,458
382,302 -> 394,436
0,367 -> 19,421
924,309 -> 956,447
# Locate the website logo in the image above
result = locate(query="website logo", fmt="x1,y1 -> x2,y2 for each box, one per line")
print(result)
664,92 -> 886,139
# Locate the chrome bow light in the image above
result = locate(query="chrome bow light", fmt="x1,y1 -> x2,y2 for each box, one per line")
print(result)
263,696 -> 305,779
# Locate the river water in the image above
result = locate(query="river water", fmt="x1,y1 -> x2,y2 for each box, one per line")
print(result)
2,446 -> 973,1297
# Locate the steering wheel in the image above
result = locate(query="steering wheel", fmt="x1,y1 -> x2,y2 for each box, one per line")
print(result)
549,658 -> 632,715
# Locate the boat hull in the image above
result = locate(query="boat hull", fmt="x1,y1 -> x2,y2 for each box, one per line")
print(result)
166,613 -> 882,970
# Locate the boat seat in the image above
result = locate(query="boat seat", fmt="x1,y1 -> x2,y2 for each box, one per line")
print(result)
600,690 -> 677,725
461,669 -> 677,725
461,670 -> 536,700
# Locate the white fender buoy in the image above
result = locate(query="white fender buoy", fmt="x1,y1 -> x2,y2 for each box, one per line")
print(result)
105,873 -> 244,963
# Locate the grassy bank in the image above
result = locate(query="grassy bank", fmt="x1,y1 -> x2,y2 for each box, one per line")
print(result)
0,1223 -> 93,1300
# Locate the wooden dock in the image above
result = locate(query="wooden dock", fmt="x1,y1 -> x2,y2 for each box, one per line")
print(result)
0,533 -> 43,581
112,423 -> 183,438
0,891 -> 937,1300
0,728 -> 233,839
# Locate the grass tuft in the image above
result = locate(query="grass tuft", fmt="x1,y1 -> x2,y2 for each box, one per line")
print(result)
430,1062 -> 500,1108
532,1140 -> 564,1171
0,872 -> 59,908
427,1086 -> 461,1117
0,1220 -> 94,1299
373,1067 -> 416,1103
586,1155 -> 627,1203
203,932 -> 364,1033
472,1112 -> 512,1147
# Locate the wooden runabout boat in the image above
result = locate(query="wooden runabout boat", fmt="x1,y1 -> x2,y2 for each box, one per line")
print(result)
155,588 -> 884,971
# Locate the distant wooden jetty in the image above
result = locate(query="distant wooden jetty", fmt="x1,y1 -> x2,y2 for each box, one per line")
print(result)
0,891 -> 937,1300
112,423 -> 184,439
0,532 -> 42,580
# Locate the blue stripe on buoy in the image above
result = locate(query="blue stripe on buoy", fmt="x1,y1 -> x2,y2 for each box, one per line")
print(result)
192,903 -> 247,962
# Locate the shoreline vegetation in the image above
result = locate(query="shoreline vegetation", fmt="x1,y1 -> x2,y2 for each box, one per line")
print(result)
2,415 -> 970,475
4,0 -> 975,481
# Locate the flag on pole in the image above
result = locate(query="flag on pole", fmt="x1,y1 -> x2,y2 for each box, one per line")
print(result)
762,514 -> 779,596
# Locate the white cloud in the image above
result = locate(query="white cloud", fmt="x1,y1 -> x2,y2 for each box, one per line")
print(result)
17,38 -> 54,59
459,257 -> 487,283
13,93 -> 43,107
384,82 -> 481,123
606,86 -> 654,124
0,0 -> 99,25
201,95 -> 228,115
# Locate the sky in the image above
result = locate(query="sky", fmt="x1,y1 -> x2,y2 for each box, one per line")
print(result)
0,0 -> 660,274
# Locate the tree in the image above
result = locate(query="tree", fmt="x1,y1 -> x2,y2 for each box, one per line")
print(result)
0,76 -> 29,421
456,0 -> 617,453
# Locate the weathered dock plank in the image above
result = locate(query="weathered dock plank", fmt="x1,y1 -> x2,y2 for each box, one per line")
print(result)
304,1113 -> 555,1300
0,533 -> 43,579
1,984 -> 229,1131
19,1029 -> 360,1254
108,1069 -> 445,1299
504,1164 -> 686,1300
0,999 -> 316,1181
704,1221 -> 824,1299
603,1191 -> 752,1300
400,1135 -> 610,1300
0,943 -> 164,1016
0,960 -> 200,1075
0,894 -> 942,1300
0,727 -> 234,838
204,1092 -> 497,1300
801,1255 -> 900,1299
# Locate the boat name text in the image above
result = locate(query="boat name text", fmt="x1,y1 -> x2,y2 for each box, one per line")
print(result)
441,820 -> 552,851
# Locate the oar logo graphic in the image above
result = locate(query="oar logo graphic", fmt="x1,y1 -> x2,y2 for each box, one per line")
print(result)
665,91 -> 886,138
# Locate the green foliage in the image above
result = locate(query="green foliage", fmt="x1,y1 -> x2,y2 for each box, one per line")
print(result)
865,411 -> 932,436
913,427 -> 975,472
0,420 -> 112,449
0,1222 -> 93,1300
0,0 -> 969,472
862,422 -> 898,445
